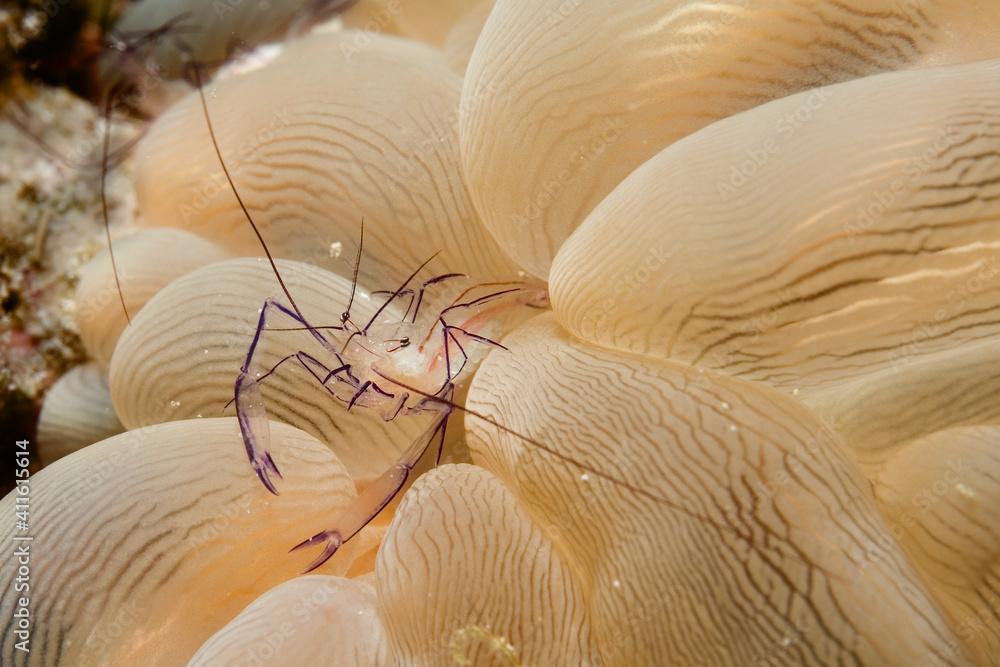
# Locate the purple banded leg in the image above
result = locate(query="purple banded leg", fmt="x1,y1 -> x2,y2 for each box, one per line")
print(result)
346,378 -> 395,411
446,325 -> 508,352
370,288 -> 415,322
235,372 -> 282,494
293,350 -> 354,396
439,287 -> 521,319
433,325 -> 465,396
433,385 -> 454,465
383,391 -> 409,421
347,381 -> 372,410
445,327 -> 469,380
236,299 -> 351,492
371,273 -> 465,324
409,273 -> 465,323
235,350 -> 353,494
431,318 -> 508,395
413,284 -> 517,363
243,298 -> 343,374
223,352 -> 298,411
225,350 -> 354,412
291,400 -> 452,573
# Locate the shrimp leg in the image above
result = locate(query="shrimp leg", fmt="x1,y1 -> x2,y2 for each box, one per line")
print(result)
290,391 -> 454,572
236,298 -> 353,493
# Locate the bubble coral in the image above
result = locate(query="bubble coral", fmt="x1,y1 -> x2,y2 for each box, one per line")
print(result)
2,2 -> 1000,666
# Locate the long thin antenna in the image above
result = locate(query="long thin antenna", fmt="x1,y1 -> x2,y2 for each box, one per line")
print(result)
362,252 -> 440,334
372,370 -> 714,515
191,63 -> 306,320
3,106 -> 141,174
370,369 -> 860,585
342,217 -> 364,324
101,86 -> 131,325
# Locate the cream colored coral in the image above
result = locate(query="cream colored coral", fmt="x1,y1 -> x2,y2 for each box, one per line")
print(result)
133,31 -> 518,289
377,463 -> 593,666
189,576 -> 390,666
461,0 -> 1000,277
803,339 -> 1000,470
466,314 -> 962,665
875,426 -> 1000,664
11,7 -> 1000,667
36,363 -> 123,464
0,419 -> 365,666
550,59 -> 1000,392
76,228 -> 230,369
342,0 -> 486,46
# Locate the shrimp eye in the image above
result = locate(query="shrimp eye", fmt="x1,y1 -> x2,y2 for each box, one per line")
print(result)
386,337 -> 410,353
340,312 -> 350,323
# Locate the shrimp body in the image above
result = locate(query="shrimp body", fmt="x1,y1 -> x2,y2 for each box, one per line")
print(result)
234,263 -> 540,572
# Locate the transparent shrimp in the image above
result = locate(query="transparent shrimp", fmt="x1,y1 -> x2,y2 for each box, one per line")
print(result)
189,52 -> 853,584
231,230 -> 535,570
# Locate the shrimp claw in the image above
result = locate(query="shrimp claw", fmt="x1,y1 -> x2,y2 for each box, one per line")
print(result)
290,404 -> 450,572
290,529 -> 344,574
235,371 -> 283,495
